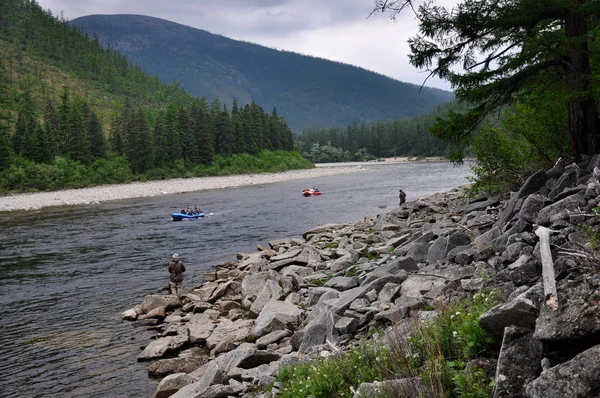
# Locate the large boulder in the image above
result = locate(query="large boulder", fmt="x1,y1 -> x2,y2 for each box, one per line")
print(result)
141,295 -> 181,313
205,319 -> 255,350
493,326 -> 542,397
153,373 -> 193,398
187,313 -> 216,344
526,343 -> 600,398
137,334 -> 189,361
253,300 -> 304,337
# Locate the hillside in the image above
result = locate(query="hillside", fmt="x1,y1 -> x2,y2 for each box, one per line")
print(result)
71,14 -> 455,131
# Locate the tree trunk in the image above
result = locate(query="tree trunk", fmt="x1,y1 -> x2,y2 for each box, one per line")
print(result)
564,1 -> 600,162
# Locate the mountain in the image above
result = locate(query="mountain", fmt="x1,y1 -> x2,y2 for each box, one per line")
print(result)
71,14 -> 454,131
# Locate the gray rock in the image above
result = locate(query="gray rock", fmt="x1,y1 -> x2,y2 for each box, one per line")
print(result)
494,326 -> 542,398
479,296 -> 539,336
255,329 -> 292,349
307,286 -> 339,305
187,313 -> 216,344
526,343 -> 600,398
406,242 -> 429,262
533,275 -> 600,343
378,283 -> 401,303
299,310 -> 337,353
148,349 -> 208,378
241,271 -> 281,300
518,194 -> 548,223
535,194 -> 586,226
548,167 -> 578,199
141,295 -> 181,313
334,317 -> 358,335
253,300 -> 304,337
250,279 -> 284,315
171,361 -> 224,398
207,281 -> 241,303
516,170 -> 549,199
399,275 -> 446,300
137,334 -> 189,361
427,236 -> 449,263
154,373 -> 193,398
205,319 -> 255,350
324,276 -> 359,291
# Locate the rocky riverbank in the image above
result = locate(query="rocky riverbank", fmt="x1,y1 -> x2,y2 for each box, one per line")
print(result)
0,165 -> 369,212
123,155 -> 600,398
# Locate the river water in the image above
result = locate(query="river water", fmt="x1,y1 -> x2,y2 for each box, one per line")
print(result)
0,161 -> 471,398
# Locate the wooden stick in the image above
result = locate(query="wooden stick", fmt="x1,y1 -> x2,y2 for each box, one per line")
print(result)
535,226 -> 559,310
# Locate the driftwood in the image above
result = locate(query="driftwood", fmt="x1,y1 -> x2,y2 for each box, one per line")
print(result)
535,226 -> 559,310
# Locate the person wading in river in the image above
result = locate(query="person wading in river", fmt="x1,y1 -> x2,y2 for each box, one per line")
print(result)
399,189 -> 406,206
168,254 -> 185,297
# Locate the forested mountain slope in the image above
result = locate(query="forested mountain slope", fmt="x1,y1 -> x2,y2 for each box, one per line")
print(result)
72,14 -> 454,131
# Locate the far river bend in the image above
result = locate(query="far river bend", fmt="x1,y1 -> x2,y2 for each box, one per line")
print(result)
0,161 -> 471,398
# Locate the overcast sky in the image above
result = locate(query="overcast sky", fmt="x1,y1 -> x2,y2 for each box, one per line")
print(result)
35,0 -> 453,91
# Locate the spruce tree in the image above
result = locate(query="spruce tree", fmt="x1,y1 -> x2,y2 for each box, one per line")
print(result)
374,0 -> 600,162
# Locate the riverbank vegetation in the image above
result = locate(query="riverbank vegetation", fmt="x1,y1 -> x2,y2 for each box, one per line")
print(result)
273,292 -> 500,398
0,0 -> 298,193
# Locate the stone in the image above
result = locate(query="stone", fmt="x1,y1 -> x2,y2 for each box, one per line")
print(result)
122,308 -> 138,320
334,317 -> 358,335
250,279 -> 284,315
494,326 -> 542,398
242,271 -> 281,300
526,343 -> 600,398
299,310 -> 337,354
535,194 -> 586,226
479,296 -> 539,336
171,361 -> 224,398
323,276 -> 359,291
205,318 -> 255,350
253,300 -> 304,337
148,349 -> 208,378
153,373 -> 193,398
378,283 -> 401,303
187,313 -> 216,344
255,329 -> 292,349
141,295 -> 181,313
137,334 -> 189,361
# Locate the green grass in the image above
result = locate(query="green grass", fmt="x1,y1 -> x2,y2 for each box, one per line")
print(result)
272,291 -> 501,398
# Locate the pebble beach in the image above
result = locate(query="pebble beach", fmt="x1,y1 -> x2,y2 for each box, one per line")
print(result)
0,165 -> 368,212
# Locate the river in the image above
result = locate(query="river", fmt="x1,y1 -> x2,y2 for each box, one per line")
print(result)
0,161 -> 471,398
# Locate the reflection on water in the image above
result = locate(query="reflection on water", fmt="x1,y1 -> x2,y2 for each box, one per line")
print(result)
0,162 -> 471,397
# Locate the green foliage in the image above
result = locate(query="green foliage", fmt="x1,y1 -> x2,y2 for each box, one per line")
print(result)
0,150 -> 310,192
326,241 -> 339,249
377,0 -> 600,163
580,206 -> 600,250
273,292 -> 500,398
344,267 -> 359,277
403,291 -> 501,397
361,250 -> 380,261
298,101 -> 464,161
468,124 -> 534,195
310,275 -> 334,287
275,341 -> 399,398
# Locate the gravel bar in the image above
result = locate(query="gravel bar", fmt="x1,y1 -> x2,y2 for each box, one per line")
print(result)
0,166 -> 367,212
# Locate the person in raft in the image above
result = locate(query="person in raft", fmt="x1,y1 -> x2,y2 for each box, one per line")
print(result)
168,253 -> 186,297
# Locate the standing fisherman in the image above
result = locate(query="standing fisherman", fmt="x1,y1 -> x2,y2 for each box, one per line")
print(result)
399,189 -> 406,206
168,253 -> 185,297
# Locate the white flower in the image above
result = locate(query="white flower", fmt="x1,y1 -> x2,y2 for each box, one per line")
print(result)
453,331 -> 458,338
455,311 -> 461,316
451,314 -> 455,319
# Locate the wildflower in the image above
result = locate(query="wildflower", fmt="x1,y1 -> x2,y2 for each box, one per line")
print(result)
451,314 -> 455,319
455,311 -> 461,316
453,331 -> 458,338
376,356 -> 381,362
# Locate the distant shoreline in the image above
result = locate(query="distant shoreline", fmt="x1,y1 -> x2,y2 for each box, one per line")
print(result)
0,166 -> 367,212
0,158 -> 457,212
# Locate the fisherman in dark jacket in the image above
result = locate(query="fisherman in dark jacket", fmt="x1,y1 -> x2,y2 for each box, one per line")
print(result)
168,253 -> 185,297
399,189 -> 406,206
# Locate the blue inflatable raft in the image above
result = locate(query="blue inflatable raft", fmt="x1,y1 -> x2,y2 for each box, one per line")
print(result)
172,212 -> 205,221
